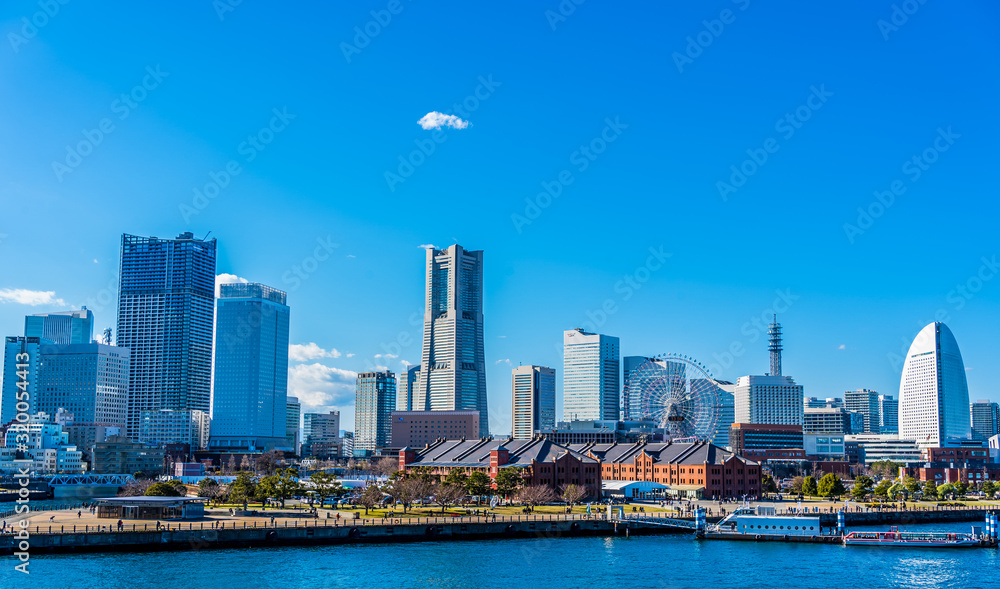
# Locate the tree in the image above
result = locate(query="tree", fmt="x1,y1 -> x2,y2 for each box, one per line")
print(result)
954,481 -> 969,497
983,481 -> 997,498
227,472 -> 258,506
358,484 -> 383,514
466,472 -> 491,504
761,474 -> 778,494
517,485 -> 556,508
852,475 -> 874,501
904,476 -> 920,495
494,468 -> 523,498
309,472 -> 343,507
869,460 -> 903,480
118,479 -> 155,497
560,484 -> 585,507
198,478 -> 221,503
936,483 -> 956,500
444,469 -> 469,493
802,476 -> 818,496
372,458 -> 400,478
873,479 -> 892,500
167,479 -> 188,496
888,482 -> 903,500
817,474 -> 846,498
391,476 -> 430,513
145,482 -> 183,497
240,455 -> 252,472
256,450 -> 283,476
922,480 -> 938,499
256,468 -> 302,508
431,480 -> 466,513
226,455 -> 238,475
790,476 -> 804,494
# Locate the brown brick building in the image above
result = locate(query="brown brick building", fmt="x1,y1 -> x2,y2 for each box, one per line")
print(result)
399,437 -> 602,498
569,440 -> 762,499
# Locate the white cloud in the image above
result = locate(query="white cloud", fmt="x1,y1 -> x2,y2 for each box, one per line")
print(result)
495,358 -> 512,367
346,352 -> 356,358
215,273 -> 249,297
374,353 -> 398,359
417,111 -> 469,130
418,244 -> 437,250
93,259 -> 99,264
0,289 -> 68,307
401,359 -> 415,367
288,362 -> 357,409
346,254 -> 356,258
837,344 -> 846,350
497,335 -> 507,339
289,343 -> 343,362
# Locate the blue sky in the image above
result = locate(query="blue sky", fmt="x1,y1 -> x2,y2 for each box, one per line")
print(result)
1,1 -> 998,433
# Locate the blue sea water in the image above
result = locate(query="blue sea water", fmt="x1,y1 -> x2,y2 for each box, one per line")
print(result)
1,524 -> 997,588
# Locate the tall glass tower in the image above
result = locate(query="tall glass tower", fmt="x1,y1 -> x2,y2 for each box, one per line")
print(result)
116,232 -> 216,442
414,245 -> 489,435
562,328 -> 620,422
25,308 -> 94,345
209,282 -> 289,451
898,322 -> 971,444
354,371 -> 396,456
511,365 -> 555,439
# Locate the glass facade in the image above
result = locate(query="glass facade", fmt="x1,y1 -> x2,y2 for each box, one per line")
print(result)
563,329 -> 620,422
354,371 -> 396,455
209,282 -> 289,451
511,365 -> 556,439
116,232 -> 216,442
899,322 -> 971,444
24,308 -> 94,345
35,343 -> 130,427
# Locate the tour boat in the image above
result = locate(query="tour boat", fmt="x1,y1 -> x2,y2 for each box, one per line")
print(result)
843,527 -> 979,548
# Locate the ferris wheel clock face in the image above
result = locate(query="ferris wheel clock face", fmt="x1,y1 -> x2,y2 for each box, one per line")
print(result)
625,355 -> 721,441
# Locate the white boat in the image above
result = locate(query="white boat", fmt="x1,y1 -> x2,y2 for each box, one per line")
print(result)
844,526 -> 979,548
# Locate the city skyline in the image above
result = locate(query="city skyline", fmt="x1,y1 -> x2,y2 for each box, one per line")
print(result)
1,3 -> 998,434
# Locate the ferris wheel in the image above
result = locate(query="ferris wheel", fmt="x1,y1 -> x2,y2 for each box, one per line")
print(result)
624,354 -> 721,441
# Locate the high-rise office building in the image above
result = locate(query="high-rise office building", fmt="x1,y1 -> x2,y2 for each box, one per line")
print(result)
397,364 -> 420,412
971,400 -> 1000,441
116,232 -> 216,443
845,389 -> 881,434
35,343 -> 130,427
1,337 -> 44,424
209,282 -> 289,452
622,355 -> 655,420
733,375 -> 804,426
803,406 -> 862,435
286,396 -> 301,454
511,365 -> 556,439
303,410 -> 341,457
563,329 -> 620,422
878,394 -> 898,434
709,379 -> 736,447
899,322 -> 971,444
354,370 -> 396,456
804,397 -> 844,409
414,245 -> 489,434
733,318 -> 803,426
24,308 -> 94,345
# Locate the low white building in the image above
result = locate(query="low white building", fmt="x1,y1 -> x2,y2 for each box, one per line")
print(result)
0,412 -> 86,475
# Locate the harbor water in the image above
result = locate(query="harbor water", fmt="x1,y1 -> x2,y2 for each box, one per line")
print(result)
1,523 -> 997,588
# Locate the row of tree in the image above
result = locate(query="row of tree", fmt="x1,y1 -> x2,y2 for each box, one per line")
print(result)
787,474 -> 847,498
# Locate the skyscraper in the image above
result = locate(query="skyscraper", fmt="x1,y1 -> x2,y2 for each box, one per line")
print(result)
354,370 -> 396,456
397,364 -> 420,412
733,375 -> 804,426
116,232 -> 217,443
622,355 -> 655,420
511,365 -> 556,439
303,410 -> 341,457
898,322 -> 971,444
209,282 -> 289,452
24,308 -> 95,345
970,400 -> 1000,441
733,317 -> 802,426
563,328 -> 620,422
878,394 -> 898,434
414,245 -> 488,435
286,396 -> 301,454
35,343 -> 129,427
1,337 -> 43,424
845,389 -> 881,434
709,379 -> 736,447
